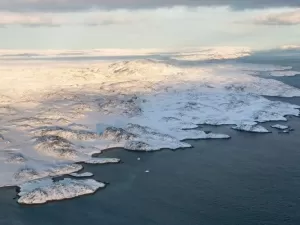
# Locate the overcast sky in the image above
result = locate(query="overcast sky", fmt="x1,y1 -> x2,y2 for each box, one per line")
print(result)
0,0 -> 299,49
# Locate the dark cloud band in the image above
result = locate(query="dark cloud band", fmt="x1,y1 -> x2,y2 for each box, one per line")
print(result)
0,0 -> 300,12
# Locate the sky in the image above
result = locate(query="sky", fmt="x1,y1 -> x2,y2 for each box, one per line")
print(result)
0,0 -> 299,50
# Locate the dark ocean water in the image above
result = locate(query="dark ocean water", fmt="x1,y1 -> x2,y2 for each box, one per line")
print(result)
2,118 -> 300,225
1,61 -> 300,225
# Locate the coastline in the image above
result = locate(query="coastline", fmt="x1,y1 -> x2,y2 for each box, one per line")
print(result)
1,114 -> 300,224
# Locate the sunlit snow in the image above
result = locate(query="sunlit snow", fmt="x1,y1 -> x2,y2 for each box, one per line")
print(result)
0,47 -> 300,204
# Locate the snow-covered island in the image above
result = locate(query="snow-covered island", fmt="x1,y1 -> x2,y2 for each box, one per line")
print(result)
70,172 -> 94,177
17,178 -> 105,204
271,124 -> 290,130
1,47 -> 300,204
232,123 -> 270,133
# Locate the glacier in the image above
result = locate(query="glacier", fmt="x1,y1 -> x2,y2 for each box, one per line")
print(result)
0,50 -> 300,204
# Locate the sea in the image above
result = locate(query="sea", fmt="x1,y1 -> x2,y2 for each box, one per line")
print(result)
1,54 -> 300,225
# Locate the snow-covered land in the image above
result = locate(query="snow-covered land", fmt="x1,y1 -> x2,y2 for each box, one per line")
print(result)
171,47 -> 252,61
271,124 -> 289,130
204,62 -> 300,78
1,48 -> 300,204
70,172 -> 94,177
18,178 -> 104,204
232,123 -> 270,133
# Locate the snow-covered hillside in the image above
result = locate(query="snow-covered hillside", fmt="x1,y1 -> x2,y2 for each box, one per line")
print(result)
1,53 -> 300,204
172,47 -> 251,61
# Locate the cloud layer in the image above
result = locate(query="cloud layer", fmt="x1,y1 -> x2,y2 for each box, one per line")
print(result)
254,9 -> 300,25
0,12 -> 65,27
0,11 -> 143,27
0,0 -> 300,12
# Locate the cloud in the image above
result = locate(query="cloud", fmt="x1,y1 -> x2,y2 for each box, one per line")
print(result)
0,0 -> 300,12
281,44 -> 300,49
0,11 -> 145,27
254,9 -> 300,25
84,13 -> 138,26
0,12 -> 65,27
85,19 -> 131,26
1,7 -> 193,27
